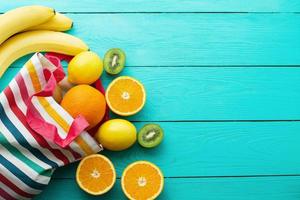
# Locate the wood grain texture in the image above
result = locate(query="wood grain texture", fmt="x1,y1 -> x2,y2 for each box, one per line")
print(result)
50,122 -> 300,178
2,0 -> 300,12
36,176 -> 300,200
2,67 -> 300,120
7,13 -> 300,67
1,2 -> 300,200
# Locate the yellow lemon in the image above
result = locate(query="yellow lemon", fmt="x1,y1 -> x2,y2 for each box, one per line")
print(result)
95,119 -> 136,151
68,51 -> 103,85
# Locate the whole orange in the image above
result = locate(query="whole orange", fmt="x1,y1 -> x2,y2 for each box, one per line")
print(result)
61,84 -> 106,129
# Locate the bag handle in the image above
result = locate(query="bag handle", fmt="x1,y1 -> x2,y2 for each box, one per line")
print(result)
26,53 -> 109,148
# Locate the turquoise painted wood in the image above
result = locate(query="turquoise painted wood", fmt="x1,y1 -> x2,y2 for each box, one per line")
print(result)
1,0 -> 300,12
51,122 -> 300,178
36,177 -> 300,200
2,67 -> 300,120
7,13 -> 300,67
1,1 -> 300,200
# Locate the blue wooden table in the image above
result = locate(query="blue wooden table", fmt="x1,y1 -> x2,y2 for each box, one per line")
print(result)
1,1 -> 300,199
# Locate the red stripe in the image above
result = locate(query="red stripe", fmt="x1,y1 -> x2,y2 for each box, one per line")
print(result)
0,174 -> 33,198
16,73 -> 81,160
0,187 -> 17,200
15,73 -> 29,104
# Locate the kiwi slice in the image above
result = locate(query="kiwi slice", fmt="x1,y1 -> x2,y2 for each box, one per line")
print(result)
138,124 -> 164,148
104,48 -> 126,75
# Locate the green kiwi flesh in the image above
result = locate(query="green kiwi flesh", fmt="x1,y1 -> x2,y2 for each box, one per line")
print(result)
104,48 -> 126,75
138,124 -> 164,148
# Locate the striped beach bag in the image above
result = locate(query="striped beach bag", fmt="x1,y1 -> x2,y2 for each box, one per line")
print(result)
0,53 -> 103,199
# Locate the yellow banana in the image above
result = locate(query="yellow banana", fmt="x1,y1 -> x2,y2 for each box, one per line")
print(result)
0,30 -> 89,77
25,13 -> 73,32
0,5 -> 55,45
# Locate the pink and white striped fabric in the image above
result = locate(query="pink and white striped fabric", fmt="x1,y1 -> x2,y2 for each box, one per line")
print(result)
0,53 -> 103,199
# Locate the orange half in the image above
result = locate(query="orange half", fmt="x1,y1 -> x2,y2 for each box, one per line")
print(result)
106,76 -> 146,116
121,161 -> 164,200
76,154 -> 116,195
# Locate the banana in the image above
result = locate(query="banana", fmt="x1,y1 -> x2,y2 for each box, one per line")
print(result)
25,13 -> 73,32
0,5 -> 55,45
0,30 -> 89,77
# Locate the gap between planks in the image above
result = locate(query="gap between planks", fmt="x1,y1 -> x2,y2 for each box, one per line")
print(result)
130,120 -> 300,122
1,11 -> 300,14
52,174 -> 300,180
9,65 -> 300,68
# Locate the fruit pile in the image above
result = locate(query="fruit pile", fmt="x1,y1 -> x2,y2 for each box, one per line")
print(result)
66,48 -> 164,200
0,5 -> 164,200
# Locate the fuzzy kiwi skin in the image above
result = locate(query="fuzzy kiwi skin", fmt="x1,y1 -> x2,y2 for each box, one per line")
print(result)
138,124 -> 164,148
104,48 -> 126,75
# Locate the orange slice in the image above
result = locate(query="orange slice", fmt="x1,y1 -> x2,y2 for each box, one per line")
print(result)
106,76 -> 146,116
76,154 -> 116,195
121,161 -> 164,200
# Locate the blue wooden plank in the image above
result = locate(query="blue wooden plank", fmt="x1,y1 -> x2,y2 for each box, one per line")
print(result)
2,0 -> 300,12
51,122 -> 300,178
6,13 -> 300,67
36,176 -> 300,200
2,67 -> 300,120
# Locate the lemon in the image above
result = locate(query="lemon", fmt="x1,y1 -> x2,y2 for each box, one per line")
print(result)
68,51 -> 103,85
95,119 -> 137,151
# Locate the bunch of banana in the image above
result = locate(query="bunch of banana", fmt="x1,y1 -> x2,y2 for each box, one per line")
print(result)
0,5 -> 89,77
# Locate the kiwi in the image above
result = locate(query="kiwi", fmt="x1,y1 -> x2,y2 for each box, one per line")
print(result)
138,124 -> 164,148
104,48 -> 126,75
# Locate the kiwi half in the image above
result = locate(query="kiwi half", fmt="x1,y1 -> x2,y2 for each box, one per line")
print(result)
138,124 -> 164,148
104,48 -> 126,75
